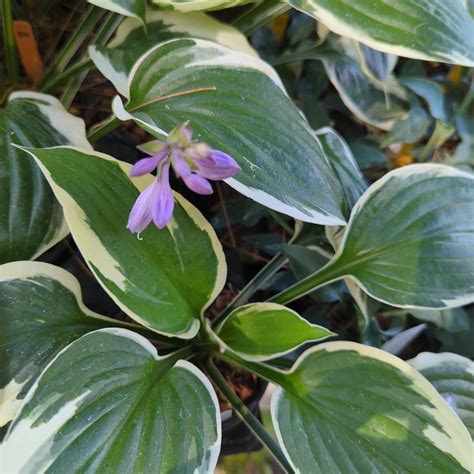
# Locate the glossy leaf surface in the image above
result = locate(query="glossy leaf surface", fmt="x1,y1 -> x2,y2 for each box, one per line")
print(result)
0,262 -> 131,427
1,329 -> 221,473
289,0 -> 474,66
0,92 -> 90,263
215,303 -> 333,361
113,38 -> 347,225
24,146 -> 226,339
272,342 -> 472,473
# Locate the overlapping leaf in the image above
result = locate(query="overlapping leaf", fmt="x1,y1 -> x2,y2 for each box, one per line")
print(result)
272,342 -> 472,472
274,164 -> 474,309
0,92 -> 90,264
22,146 -> 226,339
0,261 -> 134,427
289,0 -> 474,66
1,329 -> 220,473
410,351 -> 474,438
315,127 -> 367,217
89,10 -> 256,97
112,38 -> 347,225
88,0 -> 146,23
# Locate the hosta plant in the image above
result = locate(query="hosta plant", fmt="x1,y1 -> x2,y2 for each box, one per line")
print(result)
1,0 -> 473,472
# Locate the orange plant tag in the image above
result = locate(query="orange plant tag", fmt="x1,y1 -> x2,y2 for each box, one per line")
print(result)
13,20 -> 44,82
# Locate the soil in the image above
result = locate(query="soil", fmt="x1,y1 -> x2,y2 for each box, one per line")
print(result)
213,359 -> 259,413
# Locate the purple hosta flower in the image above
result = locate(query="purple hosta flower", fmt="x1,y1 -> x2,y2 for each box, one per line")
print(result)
127,123 -> 241,232
127,162 -> 174,232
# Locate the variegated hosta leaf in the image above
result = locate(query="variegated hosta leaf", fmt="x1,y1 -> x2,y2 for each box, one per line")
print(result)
22,146 -> 226,339
272,342 -> 472,473
409,352 -> 474,439
112,38 -> 346,225
324,34 -> 408,131
0,261 -> 136,427
356,42 -> 398,83
88,0 -> 146,23
280,38 -> 408,131
213,303 -> 333,361
315,127 -> 367,217
289,0 -> 474,66
89,10 -> 256,97
0,92 -> 91,264
1,329 -> 221,473
277,164 -> 474,309
150,0 -> 253,12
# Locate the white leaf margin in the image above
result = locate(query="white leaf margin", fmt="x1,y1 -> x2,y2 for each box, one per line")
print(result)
0,261 -> 145,427
289,0 -> 474,66
1,327 -> 222,474
317,164 -> 474,310
270,341 -> 473,473
112,38 -> 346,226
18,146 -> 227,340
211,302 -> 334,362
89,10 -> 257,97
6,92 -> 92,260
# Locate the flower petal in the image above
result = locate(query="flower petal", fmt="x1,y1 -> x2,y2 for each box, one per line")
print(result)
130,148 -> 168,177
152,163 -> 175,229
195,150 -> 241,180
126,180 -> 159,233
183,174 -> 213,195
172,150 -> 191,178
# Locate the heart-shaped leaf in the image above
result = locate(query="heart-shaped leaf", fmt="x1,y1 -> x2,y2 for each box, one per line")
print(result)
89,10 -> 255,97
272,342 -> 472,472
289,0 -> 474,66
214,303 -> 333,361
22,146 -> 226,339
0,92 -> 90,264
409,351 -> 474,438
0,261 -> 137,427
112,38 -> 347,225
1,329 -> 220,473
273,164 -> 474,309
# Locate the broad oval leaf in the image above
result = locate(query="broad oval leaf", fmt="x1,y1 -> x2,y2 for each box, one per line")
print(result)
1,329 -> 221,473
278,164 -> 474,309
89,10 -> 256,97
22,146 -> 226,339
0,91 -> 90,264
214,303 -> 333,361
88,0 -> 146,23
112,38 -> 347,225
150,0 -> 253,11
410,351 -> 474,438
272,342 -> 472,473
332,164 -> 474,308
289,0 -> 474,66
0,261 -> 143,427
